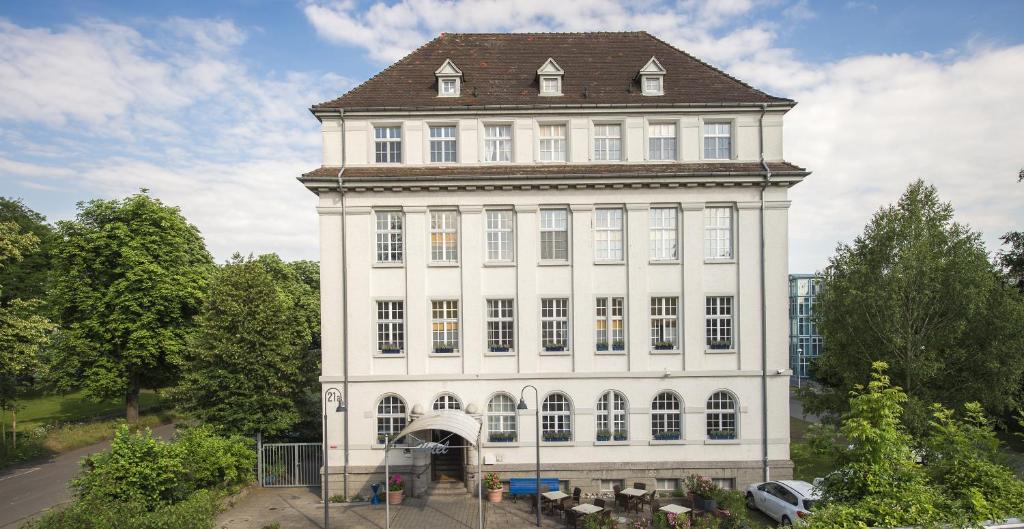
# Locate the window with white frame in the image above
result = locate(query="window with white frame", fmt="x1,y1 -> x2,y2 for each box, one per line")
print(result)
539,209 -> 569,261
594,208 -> 624,261
376,301 -> 404,354
487,394 -> 517,442
440,78 -> 458,96
595,390 -> 627,441
644,76 -> 663,95
657,478 -> 680,491
431,300 -> 459,353
374,126 -> 402,163
485,210 -> 514,262
595,297 -> 625,352
651,391 -> 681,440
432,393 -> 461,410
375,211 -> 403,263
650,297 -> 678,350
703,122 -> 732,160
649,207 -> 678,260
600,479 -> 624,492
704,207 -> 733,259
541,298 -> 569,351
648,123 -> 676,161
483,125 -> 512,162
376,395 -> 406,444
593,124 -> 622,161
541,77 -> 561,95
541,392 -> 572,441
706,391 -> 737,440
705,296 -> 733,350
486,299 -> 515,352
429,210 -> 458,263
429,125 -> 457,163
538,124 -> 567,161
712,478 -> 735,490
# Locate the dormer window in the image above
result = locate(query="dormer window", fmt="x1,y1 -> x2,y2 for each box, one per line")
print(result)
639,57 -> 666,96
537,58 -> 564,96
435,59 -> 462,97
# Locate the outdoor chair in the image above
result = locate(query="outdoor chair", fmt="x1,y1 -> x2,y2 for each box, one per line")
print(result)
650,498 -> 661,515
614,484 -> 627,511
552,497 -> 570,519
633,482 -> 645,490
594,498 -> 606,510
572,487 -> 582,506
565,509 -> 581,529
635,483 -> 651,511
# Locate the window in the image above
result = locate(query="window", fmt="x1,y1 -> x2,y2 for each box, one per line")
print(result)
485,210 -> 514,262
541,298 -> 569,351
376,301 -> 404,354
374,126 -> 402,163
486,299 -> 515,352
484,125 -> 512,162
600,479 -> 624,492
657,479 -> 679,491
541,77 -> 560,95
432,393 -> 461,411
593,124 -> 622,161
706,391 -> 737,440
651,391 -> 681,440
376,395 -> 406,444
648,123 -> 676,161
440,78 -> 457,96
650,297 -> 678,350
594,208 -> 623,261
705,296 -> 733,350
643,76 -> 663,95
431,300 -> 459,353
712,478 -> 735,490
538,124 -> 567,161
704,207 -> 733,259
375,211 -> 403,263
429,126 -> 457,163
595,390 -> 627,441
649,207 -> 678,260
595,297 -> 625,352
429,210 -> 458,262
487,394 -> 517,442
541,392 -> 572,442
540,209 -> 569,261
703,122 -> 732,160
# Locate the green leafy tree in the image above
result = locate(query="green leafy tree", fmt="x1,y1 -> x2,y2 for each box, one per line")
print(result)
1000,174 -> 1024,292
173,254 -> 318,437
803,180 -> 1024,431
48,193 -> 213,423
0,198 -> 55,306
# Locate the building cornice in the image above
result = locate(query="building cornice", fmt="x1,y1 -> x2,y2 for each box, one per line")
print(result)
311,101 -> 794,120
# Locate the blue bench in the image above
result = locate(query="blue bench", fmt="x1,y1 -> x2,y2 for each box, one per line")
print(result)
509,477 -> 561,502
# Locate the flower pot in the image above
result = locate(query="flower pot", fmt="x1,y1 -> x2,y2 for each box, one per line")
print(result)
487,487 -> 504,503
388,490 -> 404,505
696,495 -> 716,512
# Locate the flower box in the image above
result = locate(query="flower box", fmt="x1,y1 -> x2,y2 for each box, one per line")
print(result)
596,341 -> 609,352
596,429 -> 611,441
432,345 -> 456,354
653,431 -> 681,441
612,341 -> 625,351
707,429 -> 736,440
379,344 -> 403,354
543,342 -> 567,352
653,341 -> 676,351
488,345 -> 511,353
707,340 -> 732,350
613,430 -> 628,441
542,431 -> 572,442
488,432 -> 516,443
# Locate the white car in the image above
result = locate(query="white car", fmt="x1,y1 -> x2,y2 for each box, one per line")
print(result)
745,480 -> 820,525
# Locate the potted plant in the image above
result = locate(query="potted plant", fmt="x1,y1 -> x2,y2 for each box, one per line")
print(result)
544,341 -> 566,352
488,431 -> 515,443
387,474 -> 405,505
380,343 -> 402,354
653,430 -> 681,441
707,428 -> 735,440
433,343 -> 456,354
707,339 -> 732,350
484,472 -> 504,503
684,474 -> 718,512
613,430 -> 628,441
377,433 -> 389,445
596,429 -> 611,441
612,340 -> 626,351
596,340 -> 609,351
542,430 -> 571,442
653,340 -> 675,351
489,344 -> 510,353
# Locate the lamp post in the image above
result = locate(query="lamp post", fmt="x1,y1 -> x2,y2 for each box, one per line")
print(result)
517,385 -> 541,528
323,387 -> 346,529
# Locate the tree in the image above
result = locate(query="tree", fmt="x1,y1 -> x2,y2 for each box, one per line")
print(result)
0,198 -> 56,306
803,180 -> 1024,431
48,193 -> 213,423
173,254 -> 319,437
999,174 -> 1024,292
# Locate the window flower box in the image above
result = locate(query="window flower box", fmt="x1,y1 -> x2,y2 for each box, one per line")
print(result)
653,431 -> 681,441
489,345 -> 511,353
707,340 -> 732,350
379,344 -> 403,354
433,344 -> 457,354
596,341 -> 609,352
542,431 -> 572,442
613,430 -> 628,441
488,432 -> 516,443
377,434 -> 390,445
707,429 -> 736,440
596,429 -> 611,441
543,341 -> 567,352
653,341 -> 676,351
612,341 -> 625,351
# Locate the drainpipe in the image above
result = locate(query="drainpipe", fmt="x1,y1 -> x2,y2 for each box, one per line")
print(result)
338,110 -> 351,500
758,103 -> 772,482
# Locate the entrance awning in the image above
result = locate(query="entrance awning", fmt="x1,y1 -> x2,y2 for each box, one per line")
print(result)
389,411 -> 481,447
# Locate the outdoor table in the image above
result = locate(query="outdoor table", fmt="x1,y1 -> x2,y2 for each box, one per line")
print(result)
572,503 -> 603,514
542,491 -> 569,501
659,504 -> 692,515
620,488 -> 648,513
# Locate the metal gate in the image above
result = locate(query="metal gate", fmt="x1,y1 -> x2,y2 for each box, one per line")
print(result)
259,442 -> 322,487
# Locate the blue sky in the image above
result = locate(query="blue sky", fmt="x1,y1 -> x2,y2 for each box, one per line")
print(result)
1,0 -> 1023,271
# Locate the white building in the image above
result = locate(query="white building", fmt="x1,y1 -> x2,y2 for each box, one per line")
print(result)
300,32 -> 809,499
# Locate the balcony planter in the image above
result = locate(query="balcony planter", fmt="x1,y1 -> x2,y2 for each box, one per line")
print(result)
707,340 -> 732,351
489,345 -> 511,353
653,431 -> 681,441
596,341 -> 609,352
707,429 -> 736,440
488,432 -> 516,443
653,341 -> 676,351
612,341 -> 626,351
543,342 -> 567,352
433,345 -> 456,354
542,431 -> 572,442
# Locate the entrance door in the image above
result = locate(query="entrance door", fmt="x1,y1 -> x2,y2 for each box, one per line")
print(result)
430,430 -> 464,482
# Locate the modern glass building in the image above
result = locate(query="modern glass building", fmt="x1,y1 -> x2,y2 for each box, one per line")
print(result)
789,274 -> 823,380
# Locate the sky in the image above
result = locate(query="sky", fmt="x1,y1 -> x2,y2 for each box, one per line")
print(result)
1,0 -> 1022,273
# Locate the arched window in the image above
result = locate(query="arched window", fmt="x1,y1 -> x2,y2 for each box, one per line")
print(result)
651,392 -> 681,440
541,392 -> 572,442
486,393 -> 517,443
595,390 -> 628,441
706,391 -> 737,440
432,393 -> 462,411
376,395 -> 407,444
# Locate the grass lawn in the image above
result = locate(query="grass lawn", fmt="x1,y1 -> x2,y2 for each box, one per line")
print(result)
6,389 -> 166,432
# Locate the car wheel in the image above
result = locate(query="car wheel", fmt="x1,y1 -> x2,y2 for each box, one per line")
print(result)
745,492 -> 756,510
781,516 -> 792,526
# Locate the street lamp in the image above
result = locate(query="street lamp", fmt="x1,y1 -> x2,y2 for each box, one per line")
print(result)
517,385 -> 541,528
323,387 -> 346,529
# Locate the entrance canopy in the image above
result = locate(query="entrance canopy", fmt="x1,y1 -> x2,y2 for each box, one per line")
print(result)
389,412 -> 481,447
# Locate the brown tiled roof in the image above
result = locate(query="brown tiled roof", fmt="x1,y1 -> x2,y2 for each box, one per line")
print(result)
301,162 -> 807,182
313,32 -> 792,111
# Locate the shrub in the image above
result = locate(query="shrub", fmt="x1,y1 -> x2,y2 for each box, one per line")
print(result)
22,489 -> 219,529
174,425 -> 255,491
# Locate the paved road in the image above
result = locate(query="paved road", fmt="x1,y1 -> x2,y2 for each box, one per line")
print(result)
0,423 -> 177,529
